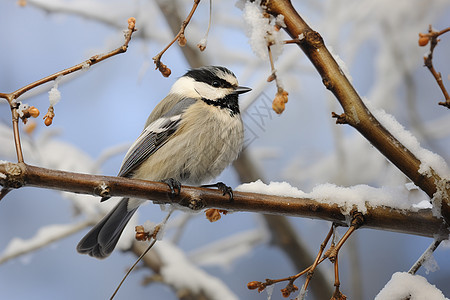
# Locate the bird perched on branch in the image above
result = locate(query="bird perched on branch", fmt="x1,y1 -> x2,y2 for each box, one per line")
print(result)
77,66 -> 251,258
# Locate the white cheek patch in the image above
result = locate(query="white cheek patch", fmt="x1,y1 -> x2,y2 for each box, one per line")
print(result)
194,82 -> 230,100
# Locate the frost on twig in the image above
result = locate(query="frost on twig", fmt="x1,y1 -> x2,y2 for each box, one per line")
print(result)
196,0 -> 212,52
408,239 -> 442,275
238,0 -> 289,114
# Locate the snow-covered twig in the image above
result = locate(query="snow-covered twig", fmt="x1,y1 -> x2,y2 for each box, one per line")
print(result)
0,219 -> 92,265
408,238 -> 442,275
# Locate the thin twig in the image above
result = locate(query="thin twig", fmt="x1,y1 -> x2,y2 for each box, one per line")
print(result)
11,108 -> 24,163
0,18 -> 137,164
327,211 -> 364,262
0,18 -> 137,105
152,0 -> 200,76
0,188 -> 12,202
267,45 -> 289,114
302,224 -> 335,293
111,210 -> 173,299
110,239 -> 157,300
331,257 -> 346,299
408,239 -> 442,275
197,0 -> 212,51
419,25 -> 450,108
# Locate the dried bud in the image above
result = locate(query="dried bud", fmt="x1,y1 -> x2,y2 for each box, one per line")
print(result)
178,33 -> 187,47
19,105 -> 40,124
281,288 -> 290,298
135,232 -> 147,241
205,208 -> 222,222
247,281 -> 261,290
157,62 -> 171,77
128,17 -> 136,30
272,89 -> 289,114
418,34 -> 429,47
29,106 -> 40,118
43,106 -> 55,126
197,38 -> 207,52
281,284 -> 298,298
44,117 -> 52,126
135,225 -> 150,241
267,73 -> 276,82
197,43 -> 206,52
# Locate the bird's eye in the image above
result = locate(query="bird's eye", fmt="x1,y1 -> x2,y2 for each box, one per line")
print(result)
212,81 -> 220,88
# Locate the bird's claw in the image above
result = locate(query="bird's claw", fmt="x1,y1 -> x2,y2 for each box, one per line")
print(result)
162,178 -> 181,198
202,182 -> 234,201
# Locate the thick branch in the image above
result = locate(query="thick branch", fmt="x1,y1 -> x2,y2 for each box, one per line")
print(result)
264,0 -> 450,225
0,162 -> 448,238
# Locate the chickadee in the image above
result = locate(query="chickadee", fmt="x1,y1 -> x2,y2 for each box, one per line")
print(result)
77,66 -> 251,258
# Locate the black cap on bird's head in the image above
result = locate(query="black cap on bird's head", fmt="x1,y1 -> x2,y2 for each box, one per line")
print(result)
185,66 -> 251,97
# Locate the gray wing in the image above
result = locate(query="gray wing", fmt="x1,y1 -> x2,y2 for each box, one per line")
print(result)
117,97 -> 197,178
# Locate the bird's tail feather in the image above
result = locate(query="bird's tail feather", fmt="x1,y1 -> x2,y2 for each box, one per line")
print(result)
77,198 -> 138,259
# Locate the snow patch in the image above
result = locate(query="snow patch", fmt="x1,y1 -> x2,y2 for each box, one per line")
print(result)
236,180 -> 430,214
375,272 -> 447,300
238,0 -> 284,60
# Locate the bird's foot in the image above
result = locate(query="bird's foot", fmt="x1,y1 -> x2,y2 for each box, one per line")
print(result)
162,178 -> 182,198
202,182 -> 234,201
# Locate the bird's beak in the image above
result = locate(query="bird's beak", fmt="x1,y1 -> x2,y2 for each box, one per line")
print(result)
234,86 -> 252,94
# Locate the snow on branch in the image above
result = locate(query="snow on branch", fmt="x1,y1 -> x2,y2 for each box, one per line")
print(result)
262,0 -> 450,226
0,162 -> 448,239
375,272 -> 447,300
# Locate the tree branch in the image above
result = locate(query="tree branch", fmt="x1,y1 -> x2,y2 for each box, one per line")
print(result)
0,162 -> 448,239
0,18 -> 136,105
419,25 -> 450,108
0,17 -> 137,164
263,0 -> 450,225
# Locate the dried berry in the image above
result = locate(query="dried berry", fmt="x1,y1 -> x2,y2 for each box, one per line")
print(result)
418,35 -> 429,47
205,208 -> 221,222
29,106 -> 40,118
272,89 -> 289,114
247,281 -> 261,290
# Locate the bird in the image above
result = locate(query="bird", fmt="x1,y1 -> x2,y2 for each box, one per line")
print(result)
77,66 -> 251,258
